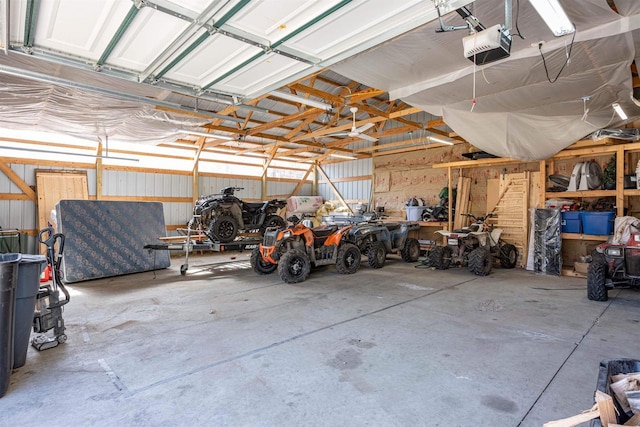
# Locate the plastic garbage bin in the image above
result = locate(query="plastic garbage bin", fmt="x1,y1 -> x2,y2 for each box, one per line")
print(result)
0,253 -> 20,398
13,255 -> 47,369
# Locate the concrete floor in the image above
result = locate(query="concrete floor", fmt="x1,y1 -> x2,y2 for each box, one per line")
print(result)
1,251 -> 639,426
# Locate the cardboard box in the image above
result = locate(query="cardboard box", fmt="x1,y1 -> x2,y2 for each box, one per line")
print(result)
574,261 -> 589,275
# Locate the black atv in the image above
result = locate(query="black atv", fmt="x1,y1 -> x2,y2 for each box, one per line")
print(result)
189,187 -> 286,243
587,221 -> 640,301
342,221 -> 422,268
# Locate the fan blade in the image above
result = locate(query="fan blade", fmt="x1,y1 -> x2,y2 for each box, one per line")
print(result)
356,123 -> 374,133
327,132 -> 349,137
359,134 -> 378,142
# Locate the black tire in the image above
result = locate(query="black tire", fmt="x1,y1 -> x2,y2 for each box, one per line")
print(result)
429,246 -> 452,270
468,248 -> 492,276
587,254 -> 608,301
499,244 -> 518,269
401,238 -> 420,262
208,215 -> 238,243
277,249 -> 311,284
250,247 -> 277,275
260,215 -> 286,235
336,243 -> 361,274
367,242 -> 386,269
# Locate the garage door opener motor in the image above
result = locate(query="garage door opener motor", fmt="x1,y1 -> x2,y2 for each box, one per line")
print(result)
32,227 -> 70,351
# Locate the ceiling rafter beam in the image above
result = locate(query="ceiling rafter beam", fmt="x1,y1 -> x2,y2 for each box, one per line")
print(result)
246,107 -> 323,135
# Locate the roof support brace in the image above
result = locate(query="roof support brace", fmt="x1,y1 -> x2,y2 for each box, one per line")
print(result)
96,4 -> 141,67
23,0 -> 40,49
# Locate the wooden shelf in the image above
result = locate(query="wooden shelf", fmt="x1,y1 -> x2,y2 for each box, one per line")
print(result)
545,190 -> 616,199
561,233 -> 609,241
624,188 -> 640,196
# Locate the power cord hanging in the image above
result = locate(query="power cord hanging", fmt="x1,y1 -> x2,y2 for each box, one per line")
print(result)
538,27 -> 576,84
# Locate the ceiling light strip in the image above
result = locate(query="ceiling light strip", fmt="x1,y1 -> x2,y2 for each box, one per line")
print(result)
269,91 -> 332,110
202,0 -> 352,92
529,0 -> 575,37
153,0 -> 251,81
96,5 -> 140,67
429,136 -> 454,145
612,103 -> 628,120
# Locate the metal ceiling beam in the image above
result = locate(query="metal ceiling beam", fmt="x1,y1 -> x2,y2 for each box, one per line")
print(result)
153,0 -> 251,81
96,4 -> 141,67
202,0 -> 352,91
23,0 -> 40,49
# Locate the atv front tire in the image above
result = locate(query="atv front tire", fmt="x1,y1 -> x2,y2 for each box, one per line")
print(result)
336,243 -> 361,274
499,244 -> 518,269
468,248 -> 492,276
429,246 -> 452,270
209,215 -> 238,243
401,238 -> 420,262
260,215 -> 286,235
587,254 -> 608,301
367,242 -> 386,269
250,247 -> 277,275
278,249 -> 311,284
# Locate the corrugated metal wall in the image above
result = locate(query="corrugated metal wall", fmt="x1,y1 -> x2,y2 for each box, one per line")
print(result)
318,158 -> 372,210
1,162 -> 317,250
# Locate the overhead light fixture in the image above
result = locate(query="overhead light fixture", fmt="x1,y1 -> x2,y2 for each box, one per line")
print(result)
235,104 -> 271,114
270,91 -> 333,111
331,153 -> 357,160
529,0 -> 575,37
179,130 -> 236,140
429,136 -> 455,145
612,103 -> 628,121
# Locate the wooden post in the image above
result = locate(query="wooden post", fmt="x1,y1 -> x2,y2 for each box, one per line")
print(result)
447,166 -> 452,231
538,160 -> 546,208
96,141 -> 103,200
617,146 -> 624,217
312,162 -> 318,195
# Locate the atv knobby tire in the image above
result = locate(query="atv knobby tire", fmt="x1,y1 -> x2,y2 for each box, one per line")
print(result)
587,254 -> 608,301
250,247 -> 277,275
209,215 -> 238,243
367,242 -> 386,269
336,243 -> 361,274
260,215 -> 286,235
429,246 -> 452,270
468,248 -> 492,276
401,238 -> 420,262
278,249 -> 311,284
499,244 -> 518,269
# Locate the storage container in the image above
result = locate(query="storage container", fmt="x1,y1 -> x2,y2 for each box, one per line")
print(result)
406,206 -> 426,221
581,211 -> 615,235
561,211 -> 581,233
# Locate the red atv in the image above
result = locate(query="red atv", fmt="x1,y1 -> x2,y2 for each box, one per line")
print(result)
250,216 -> 361,284
588,221 -> 640,301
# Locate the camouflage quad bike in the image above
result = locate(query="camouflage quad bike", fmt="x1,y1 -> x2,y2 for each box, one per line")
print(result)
342,221 -> 421,268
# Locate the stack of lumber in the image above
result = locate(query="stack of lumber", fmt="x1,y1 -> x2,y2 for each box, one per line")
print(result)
453,176 -> 471,230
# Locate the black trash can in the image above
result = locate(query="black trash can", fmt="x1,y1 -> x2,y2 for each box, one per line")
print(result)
13,255 -> 47,369
591,359 -> 640,426
0,253 -> 21,398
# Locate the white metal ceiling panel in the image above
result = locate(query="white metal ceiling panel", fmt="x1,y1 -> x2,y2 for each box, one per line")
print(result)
108,8 -> 192,72
224,0 -> 342,43
283,0 -> 426,58
214,52 -> 312,94
165,32 -> 262,87
9,0 -> 27,44
33,0 -> 132,61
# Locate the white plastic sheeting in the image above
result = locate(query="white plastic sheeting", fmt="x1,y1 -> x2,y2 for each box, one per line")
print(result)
332,0 -> 640,160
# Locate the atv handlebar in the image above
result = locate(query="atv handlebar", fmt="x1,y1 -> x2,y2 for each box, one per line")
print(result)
461,212 -> 496,222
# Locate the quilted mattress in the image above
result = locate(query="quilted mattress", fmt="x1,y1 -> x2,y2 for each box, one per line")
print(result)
56,200 -> 170,283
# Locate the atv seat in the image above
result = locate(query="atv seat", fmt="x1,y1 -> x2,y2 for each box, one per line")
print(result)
243,202 -> 265,209
453,228 -> 471,233
385,223 -> 401,232
311,226 -> 338,238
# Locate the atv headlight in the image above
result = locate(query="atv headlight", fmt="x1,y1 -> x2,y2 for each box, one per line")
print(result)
605,247 -> 622,257
282,231 -> 292,239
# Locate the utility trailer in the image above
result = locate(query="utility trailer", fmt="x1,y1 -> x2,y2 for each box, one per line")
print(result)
144,231 -> 261,275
